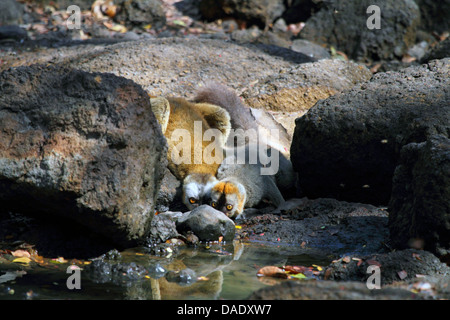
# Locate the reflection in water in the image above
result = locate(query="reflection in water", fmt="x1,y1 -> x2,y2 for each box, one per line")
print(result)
0,241 -> 331,300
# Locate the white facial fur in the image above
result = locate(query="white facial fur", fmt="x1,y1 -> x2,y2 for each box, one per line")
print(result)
182,173 -> 218,210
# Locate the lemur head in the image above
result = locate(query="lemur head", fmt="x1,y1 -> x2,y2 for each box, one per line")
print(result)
182,173 -> 218,210
209,180 -> 246,219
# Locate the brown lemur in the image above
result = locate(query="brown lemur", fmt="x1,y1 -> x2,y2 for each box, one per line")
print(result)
150,96 -> 230,211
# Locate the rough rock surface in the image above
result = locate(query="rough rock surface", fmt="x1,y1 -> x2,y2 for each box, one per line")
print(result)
299,0 -> 421,61
241,59 -> 372,137
291,58 -> 450,205
389,135 -> 450,258
176,205 -> 236,242
199,0 -> 285,29
237,197 -> 389,258
0,64 -> 168,247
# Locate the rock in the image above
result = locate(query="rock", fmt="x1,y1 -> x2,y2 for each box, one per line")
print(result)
421,37 -> 450,63
1,38 -> 312,98
324,249 -> 450,285
176,205 -> 235,242
0,0 -> 23,26
298,0 -> 420,61
242,59 -> 372,137
0,65 -> 168,247
414,0 -> 450,34
389,135 -> 450,258
0,25 -> 28,41
114,0 -> 166,30
247,279 -> 422,300
240,197 -> 389,257
155,168 -> 183,213
148,211 -> 183,244
282,0 -> 321,24
291,58 -> 450,205
199,0 -> 285,29
290,39 -> 331,60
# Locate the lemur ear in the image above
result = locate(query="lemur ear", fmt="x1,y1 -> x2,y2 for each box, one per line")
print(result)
150,97 -> 170,134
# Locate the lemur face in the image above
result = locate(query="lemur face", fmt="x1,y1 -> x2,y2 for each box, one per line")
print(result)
182,173 -> 218,210
209,181 -> 245,219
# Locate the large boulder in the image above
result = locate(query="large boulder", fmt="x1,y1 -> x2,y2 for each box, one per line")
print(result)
241,59 -> 372,137
198,0 -> 285,29
291,58 -> 450,205
389,135 -> 450,258
298,0 -> 421,61
0,65 -> 168,247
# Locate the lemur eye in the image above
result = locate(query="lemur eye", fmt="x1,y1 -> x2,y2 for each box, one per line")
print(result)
211,201 -> 217,208
226,204 -> 233,211
189,197 -> 197,204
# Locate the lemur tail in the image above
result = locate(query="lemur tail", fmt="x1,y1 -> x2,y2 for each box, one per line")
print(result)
193,82 -> 258,131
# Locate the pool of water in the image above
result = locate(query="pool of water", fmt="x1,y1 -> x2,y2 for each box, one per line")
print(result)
0,241 -> 332,300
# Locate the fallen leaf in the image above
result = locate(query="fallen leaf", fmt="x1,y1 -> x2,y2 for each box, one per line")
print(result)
12,250 -> 31,258
398,270 -> 408,280
257,266 -> 289,279
12,257 -> 32,264
284,265 -> 311,274
367,259 -> 381,267
51,257 -> 68,264
290,273 -> 307,280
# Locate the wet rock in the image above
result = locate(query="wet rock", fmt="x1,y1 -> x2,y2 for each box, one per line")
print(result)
389,135 -> 450,258
148,211 -> 183,244
165,268 -> 197,285
324,249 -> 450,286
298,0 -> 420,61
0,65 -> 168,247
291,58 -> 450,205
199,0 -> 285,29
248,279 -> 422,300
240,198 -> 389,257
114,0 -> 166,30
176,205 -> 235,242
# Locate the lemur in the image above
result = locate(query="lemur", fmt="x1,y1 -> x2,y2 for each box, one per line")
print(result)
208,144 -> 292,219
150,96 -> 230,210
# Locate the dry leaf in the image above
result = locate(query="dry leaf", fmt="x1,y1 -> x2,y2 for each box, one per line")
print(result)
257,266 -> 289,279
12,257 -> 32,264
12,250 -> 31,258
398,270 -> 408,280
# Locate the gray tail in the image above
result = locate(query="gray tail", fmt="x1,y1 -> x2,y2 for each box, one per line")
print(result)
193,82 -> 258,131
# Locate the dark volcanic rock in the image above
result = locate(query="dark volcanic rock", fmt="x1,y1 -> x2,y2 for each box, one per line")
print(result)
291,58 -> 450,205
389,135 -> 450,258
199,0 -> 285,29
114,0 -> 166,30
298,0 -> 420,61
324,249 -> 450,285
176,205 -> 235,242
0,65 -> 168,247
